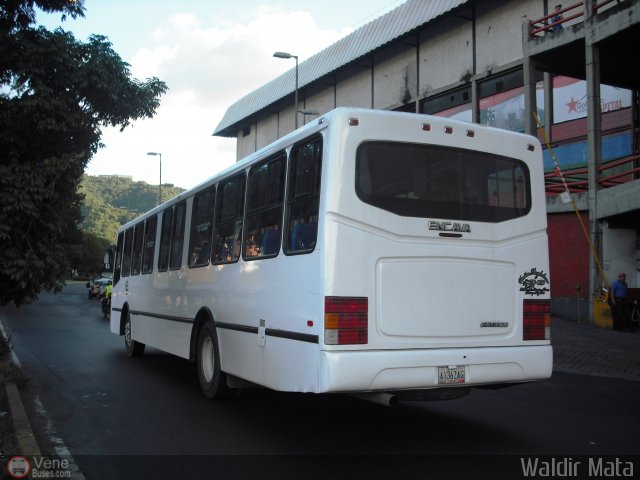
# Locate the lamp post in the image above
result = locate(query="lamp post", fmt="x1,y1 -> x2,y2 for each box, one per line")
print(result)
298,109 -> 319,124
273,51 -> 299,129
146,151 -> 162,205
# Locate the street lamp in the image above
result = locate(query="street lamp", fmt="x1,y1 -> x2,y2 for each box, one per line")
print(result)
273,51 -> 299,129
146,152 -> 162,206
298,109 -> 319,124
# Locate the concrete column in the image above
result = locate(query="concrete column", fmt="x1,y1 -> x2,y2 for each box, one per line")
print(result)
585,0 -> 604,320
253,122 -> 258,153
544,73 -> 553,140
523,56 -> 538,137
415,32 -> 420,113
371,55 -> 375,109
634,89 -> 640,164
471,78 -> 479,124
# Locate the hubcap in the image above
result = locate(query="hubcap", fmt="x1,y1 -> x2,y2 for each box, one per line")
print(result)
125,319 -> 132,347
201,336 -> 215,383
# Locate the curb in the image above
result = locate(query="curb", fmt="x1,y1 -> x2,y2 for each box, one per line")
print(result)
1,320 -> 42,457
1,320 -> 86,480
4,380 -> 42,457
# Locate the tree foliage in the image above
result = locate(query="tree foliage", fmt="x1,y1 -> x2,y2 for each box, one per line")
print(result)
79,174 -> 184,248
0,0 -> 168,305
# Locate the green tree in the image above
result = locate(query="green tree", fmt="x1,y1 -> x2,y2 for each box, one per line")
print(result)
79,232 -> 110,276
0,1 -> 168,305
78,175 -> 185,246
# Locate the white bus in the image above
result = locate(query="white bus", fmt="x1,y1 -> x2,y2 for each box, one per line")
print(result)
110,107 -> 552,405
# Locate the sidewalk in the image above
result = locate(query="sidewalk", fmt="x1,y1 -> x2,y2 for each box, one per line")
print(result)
551,316 -> 640,381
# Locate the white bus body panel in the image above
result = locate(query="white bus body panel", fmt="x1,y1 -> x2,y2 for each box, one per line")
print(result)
314,110 -> 551,391
319,345 -> 552,393
111,108 -> 551,395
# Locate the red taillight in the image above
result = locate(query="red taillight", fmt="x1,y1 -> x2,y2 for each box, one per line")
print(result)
324,296 -> 368,345
523,299 -> 551,340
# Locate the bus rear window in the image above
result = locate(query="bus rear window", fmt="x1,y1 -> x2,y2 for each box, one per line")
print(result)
355,141 -> 530,222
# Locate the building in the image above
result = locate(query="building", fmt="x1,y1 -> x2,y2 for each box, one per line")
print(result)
214,0 -> 640,323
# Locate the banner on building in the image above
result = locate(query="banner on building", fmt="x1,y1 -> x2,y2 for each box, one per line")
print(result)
553,76 -> 632,124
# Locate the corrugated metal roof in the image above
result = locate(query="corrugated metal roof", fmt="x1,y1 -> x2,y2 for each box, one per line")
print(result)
213,0 -> 470,137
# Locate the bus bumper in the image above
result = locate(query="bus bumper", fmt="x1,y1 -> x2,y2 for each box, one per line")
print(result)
318,345 -> 553,393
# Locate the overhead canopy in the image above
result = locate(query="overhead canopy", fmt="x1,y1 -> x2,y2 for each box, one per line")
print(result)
213,0 -> 470,137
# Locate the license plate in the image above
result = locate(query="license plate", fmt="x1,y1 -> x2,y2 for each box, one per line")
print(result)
438,366 -> 466,384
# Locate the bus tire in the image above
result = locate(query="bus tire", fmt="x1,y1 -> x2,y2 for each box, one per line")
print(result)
124,310 -> 145,357
197,322 -> 232,399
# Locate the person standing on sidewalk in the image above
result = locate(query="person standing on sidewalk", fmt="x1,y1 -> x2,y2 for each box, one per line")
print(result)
611,272 -> 630,331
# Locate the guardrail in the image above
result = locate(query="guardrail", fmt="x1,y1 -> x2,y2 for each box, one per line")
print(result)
528,0 -> 621,37
545,153 -> 640,195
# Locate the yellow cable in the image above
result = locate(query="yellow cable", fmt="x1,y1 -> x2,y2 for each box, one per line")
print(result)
533,112 -> 612,301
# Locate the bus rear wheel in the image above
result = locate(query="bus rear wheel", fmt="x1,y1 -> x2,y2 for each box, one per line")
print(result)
197,323 -> 233,399
124,311 -> 145,357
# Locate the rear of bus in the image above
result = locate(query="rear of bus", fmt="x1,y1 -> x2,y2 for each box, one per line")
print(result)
318,108 -> 552,398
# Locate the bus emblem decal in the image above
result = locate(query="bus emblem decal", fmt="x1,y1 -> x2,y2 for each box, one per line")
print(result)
518,268 -> 550,296
428,221 -> 471,233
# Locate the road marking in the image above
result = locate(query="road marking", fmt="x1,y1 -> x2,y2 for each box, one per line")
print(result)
1,319 -> 86,479
33,396 -> 86,479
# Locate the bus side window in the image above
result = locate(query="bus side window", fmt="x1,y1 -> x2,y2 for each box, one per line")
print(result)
141,215 -> 157,274
113,231 -> 124,286
121,227 -> 134,277
131,222 -> 144,276
244,153 -> 286,260
188,186 -> 216,268
212,173 -> 246,264
158,208 -> 173,272
170,201 -> 187,270
285,136 -> 322,254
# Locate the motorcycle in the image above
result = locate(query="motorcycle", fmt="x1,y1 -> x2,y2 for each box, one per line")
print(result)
101,293 -> 111,319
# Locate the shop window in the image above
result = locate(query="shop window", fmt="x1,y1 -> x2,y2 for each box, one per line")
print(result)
421,87 -> 472,122
478,69 -> 545,133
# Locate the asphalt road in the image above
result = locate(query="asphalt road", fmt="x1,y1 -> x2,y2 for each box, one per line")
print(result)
1,283 -> 639,480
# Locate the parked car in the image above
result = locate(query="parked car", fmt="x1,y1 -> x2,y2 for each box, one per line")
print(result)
87,276 -> 111,299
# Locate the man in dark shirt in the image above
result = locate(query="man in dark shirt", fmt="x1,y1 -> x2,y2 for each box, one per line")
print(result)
611,272 -> 630,331
551,4 -> 563,32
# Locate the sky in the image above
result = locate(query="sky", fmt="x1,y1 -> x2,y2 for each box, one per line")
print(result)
37,0 -> 407,190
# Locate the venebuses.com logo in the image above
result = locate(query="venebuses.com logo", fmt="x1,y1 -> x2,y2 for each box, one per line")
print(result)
6,456 -> 30,479
6,455 -> 72,478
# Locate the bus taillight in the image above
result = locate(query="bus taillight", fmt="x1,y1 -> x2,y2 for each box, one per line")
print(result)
523,299 -> 550,340
324,296 -> 368,345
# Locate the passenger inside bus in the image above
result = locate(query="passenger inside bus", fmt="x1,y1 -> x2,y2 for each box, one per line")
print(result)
289,217 -> 318,251
245,233 -> 260,257
261,225 -> 280,255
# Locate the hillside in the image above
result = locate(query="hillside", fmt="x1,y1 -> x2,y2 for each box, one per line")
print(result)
79,175 -> 185,244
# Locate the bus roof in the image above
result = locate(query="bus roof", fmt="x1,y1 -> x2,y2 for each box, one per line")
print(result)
117,107 -> 539,232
